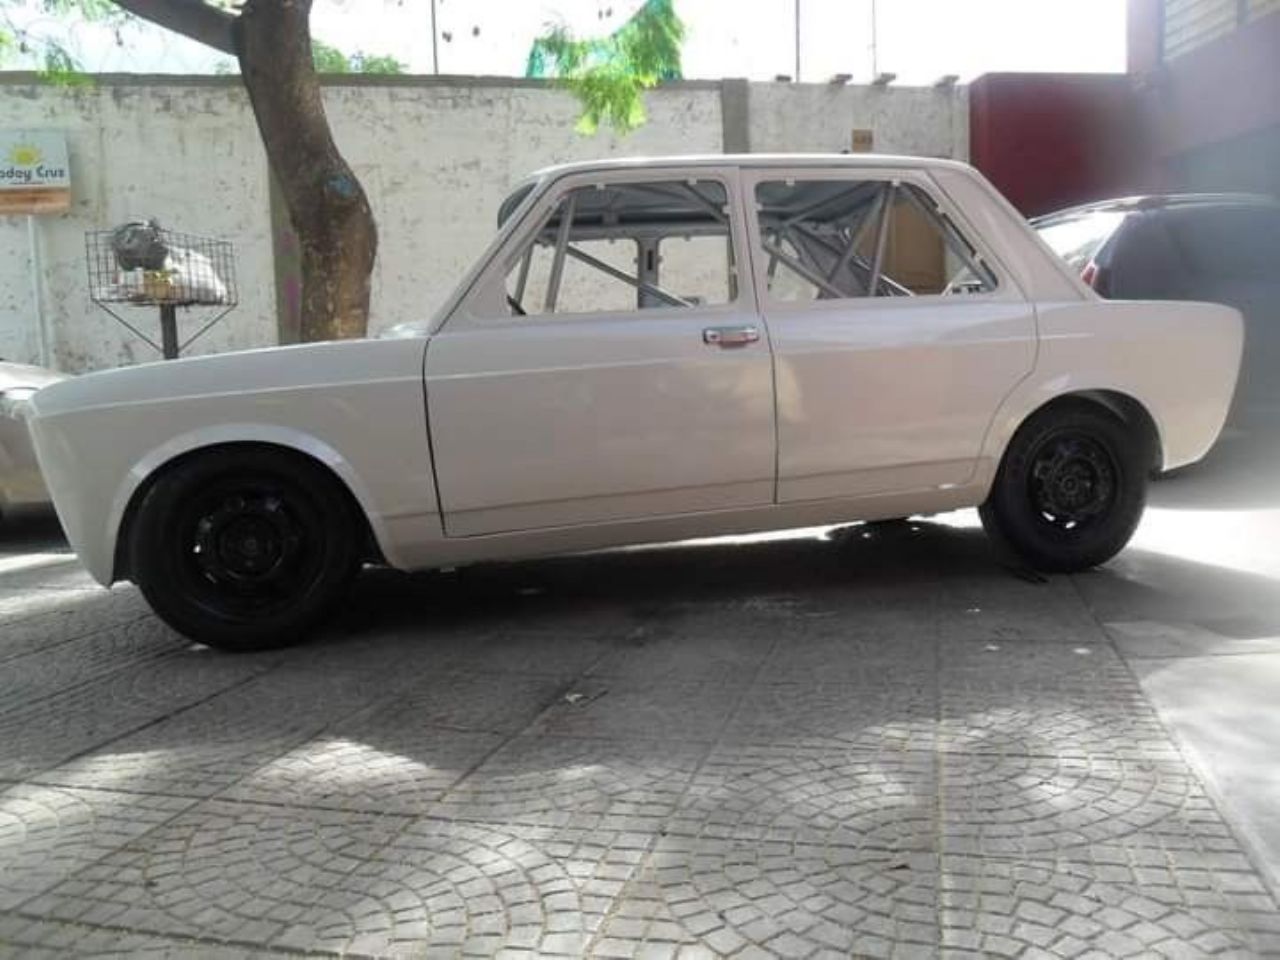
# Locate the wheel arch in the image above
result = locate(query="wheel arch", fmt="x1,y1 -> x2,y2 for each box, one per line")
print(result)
110,431 -> 389,584
1004,389 -> 1164,474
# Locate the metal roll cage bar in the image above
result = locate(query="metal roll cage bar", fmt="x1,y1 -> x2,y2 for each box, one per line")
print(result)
505,177 -> 995,315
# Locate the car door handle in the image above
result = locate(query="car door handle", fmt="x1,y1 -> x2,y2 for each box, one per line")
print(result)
703,325 -> 761,347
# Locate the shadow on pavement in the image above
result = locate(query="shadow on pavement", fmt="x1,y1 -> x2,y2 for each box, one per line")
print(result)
0,512 -> 67,555
326,517 -> 1007,644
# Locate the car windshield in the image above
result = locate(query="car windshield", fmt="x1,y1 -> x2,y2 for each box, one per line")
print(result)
1034,210 -> 1127,270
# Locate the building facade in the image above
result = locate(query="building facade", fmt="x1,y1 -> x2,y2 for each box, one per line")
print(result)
1129,0 -> 1280,196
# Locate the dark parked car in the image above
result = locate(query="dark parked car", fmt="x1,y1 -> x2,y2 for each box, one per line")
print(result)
1033,194 -> 1280,427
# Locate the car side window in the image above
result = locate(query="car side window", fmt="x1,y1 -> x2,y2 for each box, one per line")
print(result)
754,178 -> 997,301
503,179 -> 738,318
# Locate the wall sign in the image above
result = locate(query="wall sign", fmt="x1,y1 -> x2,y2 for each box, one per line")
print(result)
0,131 -> 71,214
851,128 -> 875,153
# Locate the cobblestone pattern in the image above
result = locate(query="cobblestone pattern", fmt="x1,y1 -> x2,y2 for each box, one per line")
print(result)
432,736 -> 708,832
223,727 -> 504,815
0,915 -> 290,958
667,745 -> 936,850
596,839 -> 941,959
0,784 -> 195,911
941,854 -> 1280,959
27,667 -> 414,798
0,652 -> 271,781
0,616 -> 176,714
0,588 -> 152,664
1,534 -> 1278,957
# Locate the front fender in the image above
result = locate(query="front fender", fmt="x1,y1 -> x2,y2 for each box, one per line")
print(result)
108,424 -> 404,583
27,338 -> 439,586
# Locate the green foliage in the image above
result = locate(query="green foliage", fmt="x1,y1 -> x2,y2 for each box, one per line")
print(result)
38,0 -> 121,19
39,40 -> 94,84
312,38 -> 405,75
311,39 -> 351,73
349,50 -> 403,74
0,0 -> 125,82
527,0 -> 685,135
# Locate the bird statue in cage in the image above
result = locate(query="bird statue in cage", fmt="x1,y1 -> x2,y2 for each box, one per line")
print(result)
107,219 -> 228,305
110,219 -> 170,272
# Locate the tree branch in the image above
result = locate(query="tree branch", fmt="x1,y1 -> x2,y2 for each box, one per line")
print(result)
111,0 -> 237,55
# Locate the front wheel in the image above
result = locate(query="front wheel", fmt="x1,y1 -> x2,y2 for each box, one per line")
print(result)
128,447 -> 360,651
980,403 -> 1149,573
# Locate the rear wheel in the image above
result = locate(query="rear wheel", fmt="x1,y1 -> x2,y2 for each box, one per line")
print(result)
129,447 -> 360,651
979,403 -> 1149,572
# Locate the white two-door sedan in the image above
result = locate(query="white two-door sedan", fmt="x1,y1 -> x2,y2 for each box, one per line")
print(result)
27,155 -> 1242,651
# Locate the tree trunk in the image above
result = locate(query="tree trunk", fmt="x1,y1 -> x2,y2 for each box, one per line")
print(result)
234,0 -> 377,341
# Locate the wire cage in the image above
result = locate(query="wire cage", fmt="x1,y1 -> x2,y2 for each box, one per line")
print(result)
86,221 -> 239,359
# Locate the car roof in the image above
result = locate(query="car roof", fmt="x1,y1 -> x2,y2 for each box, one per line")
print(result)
499,153 -> 975,226
1032,192 -> 1280,225
523,153 -> 975,180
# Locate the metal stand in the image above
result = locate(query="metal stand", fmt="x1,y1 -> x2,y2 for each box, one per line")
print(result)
27,215 -> 52,369
160,304 -> 179,360
86,224 -> 239,362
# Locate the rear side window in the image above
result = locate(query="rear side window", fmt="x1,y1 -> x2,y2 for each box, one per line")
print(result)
1034,211 -> 1127,271
753,179 -> 996,301
1163,206 -> 1280,281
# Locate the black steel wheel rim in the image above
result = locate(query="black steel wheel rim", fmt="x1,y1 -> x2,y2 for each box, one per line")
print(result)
1027,431 -> 1119,532
174,476 -> 325,619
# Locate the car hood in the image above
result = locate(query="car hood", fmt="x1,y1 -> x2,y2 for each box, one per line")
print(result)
27,338 -> 429,422
379,319 -> 433,340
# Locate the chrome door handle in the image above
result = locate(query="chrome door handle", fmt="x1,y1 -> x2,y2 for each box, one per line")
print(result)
703,325 -> 760,347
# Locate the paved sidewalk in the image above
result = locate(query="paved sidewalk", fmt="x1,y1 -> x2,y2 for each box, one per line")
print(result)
2,492 -> 1279,959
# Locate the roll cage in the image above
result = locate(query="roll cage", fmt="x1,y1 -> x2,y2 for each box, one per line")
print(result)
499,174 -> 996,316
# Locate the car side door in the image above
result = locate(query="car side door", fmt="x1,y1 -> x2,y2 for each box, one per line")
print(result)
424,167 -> 777,537
741,167 -> 1037,503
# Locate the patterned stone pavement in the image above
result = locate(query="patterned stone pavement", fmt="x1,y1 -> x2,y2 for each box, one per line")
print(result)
2,506 -> 1279,958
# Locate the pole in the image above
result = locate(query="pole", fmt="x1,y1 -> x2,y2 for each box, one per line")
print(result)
870,0 -> 878,78
27,215 -> 51,369
794,0 -> 801,82
430,0 -> 440,74
160,304 -> 179,360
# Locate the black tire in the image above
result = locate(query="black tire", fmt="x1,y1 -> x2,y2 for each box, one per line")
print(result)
128,446 -> 360,651
979,403 -> 1149,573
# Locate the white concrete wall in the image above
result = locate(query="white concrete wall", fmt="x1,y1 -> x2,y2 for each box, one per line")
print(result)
747,83 -> 968,158
0,75 -> 967,373
1,81 -> 274,370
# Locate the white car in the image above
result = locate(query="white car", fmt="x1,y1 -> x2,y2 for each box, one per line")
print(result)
27,155 -> 1242,651
1,360 -> 66,524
